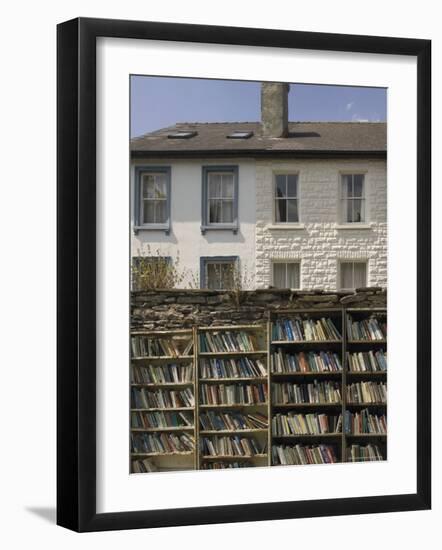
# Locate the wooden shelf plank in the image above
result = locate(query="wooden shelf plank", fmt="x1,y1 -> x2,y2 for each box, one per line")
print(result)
346,433 -> 387,437
199,403 -> 268,409
199,429 -> 268,435
131,451 -> 194,457
346,402 -> 387,407
131,427 -> 195,432
271,340 -> 342,345
273,402 -> 342,408
131,382 -> 194,388
201,454 -> 268,460
200,376 -> 267,383
131,407 -> 195,412
199,324 -> 266,332
271,371 -> 342,377
347,340 -> 387,344
132,355 -> 194,362
272,433 -> 342,438
199,351 -> 267,357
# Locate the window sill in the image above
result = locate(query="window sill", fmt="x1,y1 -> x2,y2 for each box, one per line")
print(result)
133,225 -> 170,235
335,223 -> 373,230
265,223 -> 306,230
201,225 -> 238,235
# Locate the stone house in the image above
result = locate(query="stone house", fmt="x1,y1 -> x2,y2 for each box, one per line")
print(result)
130,83 -> 387,291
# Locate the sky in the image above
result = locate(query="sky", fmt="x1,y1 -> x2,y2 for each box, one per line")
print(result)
130,76 -> 386,138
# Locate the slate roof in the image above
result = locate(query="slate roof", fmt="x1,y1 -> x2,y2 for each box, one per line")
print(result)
131,121 -> 387,158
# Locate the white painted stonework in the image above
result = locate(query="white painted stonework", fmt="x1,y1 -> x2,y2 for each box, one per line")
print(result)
131,157 -> 387,290
255,158 -> 387,290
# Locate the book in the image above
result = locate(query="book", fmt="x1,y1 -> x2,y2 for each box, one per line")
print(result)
272,350 -> 342,373
346,382 -> 387,404
131,432 -> 195,454
272,316 -> 341,342
346,315 -> 387,341
272,381 -> 341,404
200,383 -> 267,405
272,413 -> 342,435
347,350 -> 387,372
131,387 -> 195,409
131,410 -> 194,429
199,411 -> 268,431
272,444 -> 337,465
201,436 -> 266,457
131,335 -> 193,358
344,409 -> 387,434
200,356 -> 267,379
131,363 -> 193,384
199,331 -> 260,353
346,444 -> 385,462
131,458 -> 158,473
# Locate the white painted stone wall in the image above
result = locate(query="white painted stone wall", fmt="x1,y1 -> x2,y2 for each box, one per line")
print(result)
255,158 -> 387,290
131,158 -> 256,288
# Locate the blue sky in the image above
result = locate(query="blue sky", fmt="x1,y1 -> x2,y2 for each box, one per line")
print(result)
130,76 -> 386,138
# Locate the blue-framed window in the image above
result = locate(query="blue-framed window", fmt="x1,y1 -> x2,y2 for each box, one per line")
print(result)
200,256 -> 239,290
134,166 -> 171,234
201,166 -> 239,234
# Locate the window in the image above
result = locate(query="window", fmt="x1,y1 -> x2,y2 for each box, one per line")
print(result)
131,256 -> 172,290
167,131 -> 197,139
200,257 -> 238,290
274,174 -> 299,223
134,166 -> 171,234
201,166 -> 239,233
341,174 -> 365,223
227,131 -> 253,139
272,262 -> 300,289
340,261 -> 367,290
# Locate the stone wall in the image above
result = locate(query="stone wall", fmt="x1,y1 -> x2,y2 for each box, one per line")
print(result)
255,158 -> 387,289
131,287 -> 386,331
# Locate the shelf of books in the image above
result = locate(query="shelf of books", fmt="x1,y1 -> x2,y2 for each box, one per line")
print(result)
129,307 -> 387,473
130,329 -> 196,473
269,309 -> 345,466
344,308 -> 387,463
196,324 -> 270,470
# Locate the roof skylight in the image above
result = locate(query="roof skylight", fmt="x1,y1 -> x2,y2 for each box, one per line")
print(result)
167,131 -> 198,139
227,131 -> 254,139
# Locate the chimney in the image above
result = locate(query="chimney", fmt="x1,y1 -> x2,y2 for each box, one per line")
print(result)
261,82 -> 290,138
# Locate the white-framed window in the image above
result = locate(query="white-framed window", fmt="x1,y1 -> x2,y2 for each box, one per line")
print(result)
339,261 -> 367,290
272,261 -> 301,289
274,174 -> 299,223
341,174 -> 365,223
201,256 -> 238,290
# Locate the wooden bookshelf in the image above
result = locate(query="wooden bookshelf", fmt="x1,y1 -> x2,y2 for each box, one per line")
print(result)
130,307 -> 387,473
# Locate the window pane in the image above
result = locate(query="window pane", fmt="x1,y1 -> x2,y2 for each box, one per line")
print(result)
142,176 -> 155,198
275,175 -> 287,198
287,263 -> 300,289
287,199 -> 299,222
353,199 -> 364,222
342,175 -> 352,198
353,175 -> 364,197
346,199 -> 353,223
154,176 -> 167,199
155,200 -> 167,223
273,263 -> 286,288
221,200 -> 233,223
287,175 -> 298,197
208,174 -> 222,198
209,199 -> 222,223
354,263 -> 367,288
206,263 -> 219,289
221,175 -> 234,198
220,263 -> 234,289
143,200 -> 155,223
340,263 -> 353,289
275,199 -> 287,222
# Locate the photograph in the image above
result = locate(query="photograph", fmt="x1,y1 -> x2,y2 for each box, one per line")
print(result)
129,76 -> 388,474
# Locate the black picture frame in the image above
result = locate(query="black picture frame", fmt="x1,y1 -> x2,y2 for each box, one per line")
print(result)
57,17 -> 431,532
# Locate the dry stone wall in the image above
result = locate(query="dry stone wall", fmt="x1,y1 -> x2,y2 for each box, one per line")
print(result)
131,287 -> 387,330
